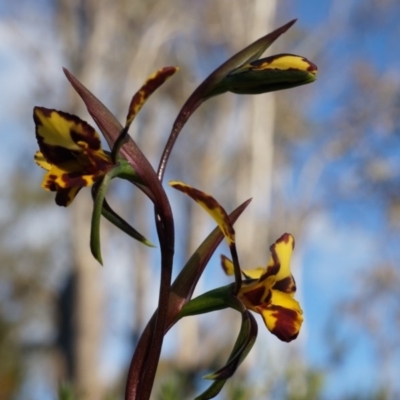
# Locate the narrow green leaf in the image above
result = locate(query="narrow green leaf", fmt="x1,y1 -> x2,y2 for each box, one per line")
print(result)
195,380 -> 226,400
100,198 -> 155,247
90,164 -> 154,264
195,308 -> 258,400
91,166 -> 121,264
177,285 -> 233,319
204,310 -> 257,380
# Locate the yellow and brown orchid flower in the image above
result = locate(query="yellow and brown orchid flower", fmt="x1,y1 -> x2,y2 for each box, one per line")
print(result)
221,233 -> 303,342
34,107 -> 113,206
171,181 -> 303,342
34,67 -> 178,263
34,67 -> 178,207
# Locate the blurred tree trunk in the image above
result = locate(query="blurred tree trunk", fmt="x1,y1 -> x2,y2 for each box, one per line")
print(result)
231,0 -> 277,266
71,195 -> 104,400
173,0 -> 277,372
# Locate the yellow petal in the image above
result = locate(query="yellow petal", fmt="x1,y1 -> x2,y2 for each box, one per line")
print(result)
239,277 -> 274,309
34,151 -> 51,171
125,67 -> 178,130
264,233 -> 294,281
257,289 -> 303,342
221,255 -> 264,279
170,181 -> 235,245
221,255 -> 234,275
241,266 -> 266,280
35,108 -> 86,150
34,107 -> 103,158
247,54 -> 317,75
42,164 -> 95,190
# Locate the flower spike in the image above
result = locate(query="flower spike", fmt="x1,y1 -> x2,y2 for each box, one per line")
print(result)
63,68 -> 176,397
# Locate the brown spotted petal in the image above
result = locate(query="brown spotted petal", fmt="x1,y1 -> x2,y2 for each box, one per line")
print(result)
256,290 -> 303,342
169,181 -> 235,245
53,186 -> 81,207
257,233 -> 296,294
34,107 -> 105,163
239,279 -> 273,310
230,233 -> 303,342
34,107 -> 113,206
125,67 -> 178,131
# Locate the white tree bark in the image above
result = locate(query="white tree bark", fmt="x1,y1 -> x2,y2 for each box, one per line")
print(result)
72,194 -> 104,400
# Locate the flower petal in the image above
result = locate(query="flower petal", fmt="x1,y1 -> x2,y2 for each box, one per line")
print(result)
256,289 -> 303,342
221,255 -> 264,280
273,233 -> 295,280
54,186 -> 81,207
240,281 -> 271,308
241,267 -> 265,280
170,181 -> 235,245
125,67 -> 178,130
42,164 -> 97,190
260,233 -> 296,292
34,151 -> 51,171
221,255 -> 234,275
34,107 -> 103,165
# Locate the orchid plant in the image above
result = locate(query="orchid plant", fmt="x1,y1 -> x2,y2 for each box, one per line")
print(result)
34,20 -> 317,400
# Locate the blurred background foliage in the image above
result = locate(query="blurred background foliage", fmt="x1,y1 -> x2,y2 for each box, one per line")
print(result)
1,0 -> 400,399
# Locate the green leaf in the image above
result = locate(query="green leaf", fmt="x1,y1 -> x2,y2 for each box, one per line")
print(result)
90,163 -> 154,265
195,307 -> 258,400
177,285 -> 233,319
176,292 -> 258,400
100,198 -> 155,247
203,311 -> 257,380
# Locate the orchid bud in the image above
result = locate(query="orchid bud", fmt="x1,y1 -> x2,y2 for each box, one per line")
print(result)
223,53 -> 317,94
